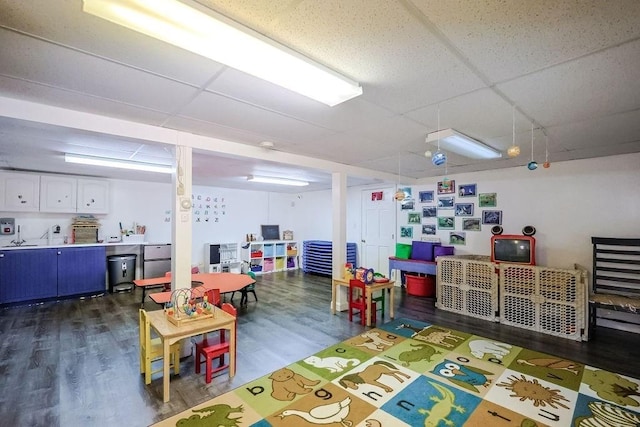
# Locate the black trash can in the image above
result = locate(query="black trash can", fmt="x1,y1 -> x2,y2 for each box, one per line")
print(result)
107,254 -> 136,293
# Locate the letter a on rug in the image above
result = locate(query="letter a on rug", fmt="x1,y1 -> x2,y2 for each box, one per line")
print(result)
154,318 -> 640,426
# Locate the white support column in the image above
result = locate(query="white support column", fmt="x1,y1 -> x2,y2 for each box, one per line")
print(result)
171,145 -> 192,290
332,172 -> 348,311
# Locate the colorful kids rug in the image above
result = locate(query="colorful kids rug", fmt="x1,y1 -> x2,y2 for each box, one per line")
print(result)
154,318 -> 640,426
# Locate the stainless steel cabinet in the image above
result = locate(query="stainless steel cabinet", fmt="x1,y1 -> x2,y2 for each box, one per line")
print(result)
143,244 -> 171,278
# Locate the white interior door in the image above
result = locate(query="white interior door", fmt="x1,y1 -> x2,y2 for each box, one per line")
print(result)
361,188 -> 395,276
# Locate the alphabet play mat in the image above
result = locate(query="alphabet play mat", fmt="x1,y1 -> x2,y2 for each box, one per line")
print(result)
154,318 -> 640,426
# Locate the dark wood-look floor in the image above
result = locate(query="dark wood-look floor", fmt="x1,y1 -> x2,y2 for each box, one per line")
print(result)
1,270 -> 638,426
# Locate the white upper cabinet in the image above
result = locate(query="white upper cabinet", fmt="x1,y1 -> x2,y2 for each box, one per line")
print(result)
1,172 -> 40,212
40,175 -> 77,213
77,178 -> 109,214
0,172 -> 109,213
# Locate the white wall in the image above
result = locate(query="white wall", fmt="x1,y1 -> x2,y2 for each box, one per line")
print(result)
289,153 -> 639,276
402,153 -> 640,271
3,153 -> 638,278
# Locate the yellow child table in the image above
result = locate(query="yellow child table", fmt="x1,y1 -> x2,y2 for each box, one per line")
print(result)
144,307 -> 236,402
331,278 -> 395,327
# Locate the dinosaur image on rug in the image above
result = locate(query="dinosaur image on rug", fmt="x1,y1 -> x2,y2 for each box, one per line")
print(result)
174,403 -> 243,427
418,381 -> 466,426
153,318 -> 640,427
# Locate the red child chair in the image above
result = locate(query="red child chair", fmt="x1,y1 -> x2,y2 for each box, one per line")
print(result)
348,279 -> 377,326
194,302 -> 237,384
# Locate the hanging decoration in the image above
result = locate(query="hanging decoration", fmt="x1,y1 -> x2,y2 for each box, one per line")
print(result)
507,105 -> 521,158
442,161 -> 451,189
543,133 -> 551,168
527,122 -> 538,170
395,153 -> 406,201
432,151 -> 447,166
431,105 -> 447,166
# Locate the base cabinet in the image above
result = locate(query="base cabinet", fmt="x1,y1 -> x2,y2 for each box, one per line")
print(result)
0,249 -> 57,304
57,247 -> 106,296
0,246 -> 106,304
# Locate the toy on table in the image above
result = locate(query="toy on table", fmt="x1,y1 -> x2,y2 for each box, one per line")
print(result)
164,287 -> 215,326
344,263 -> 354,279
354,267 -> 375,284
373,272 -> 390,283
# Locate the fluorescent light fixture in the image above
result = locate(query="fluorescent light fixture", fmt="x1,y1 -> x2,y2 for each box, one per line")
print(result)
65,154 -> 174,174
247,175 -> 309,187
426,128 -> 502,159
82,0 -> 362,106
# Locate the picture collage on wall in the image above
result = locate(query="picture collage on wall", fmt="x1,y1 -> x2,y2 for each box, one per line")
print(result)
164,193 -> 228,223
192,193 -> 226,223
402,183 -> 502,246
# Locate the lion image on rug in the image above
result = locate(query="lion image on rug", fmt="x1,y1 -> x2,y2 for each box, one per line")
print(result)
269,367 -> 320,401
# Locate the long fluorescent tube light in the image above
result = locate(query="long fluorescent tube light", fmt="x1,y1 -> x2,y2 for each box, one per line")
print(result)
65,154 -> 174,173
426,128 -> 502,159
247,175 -> 309,187
82,0 -> 363,106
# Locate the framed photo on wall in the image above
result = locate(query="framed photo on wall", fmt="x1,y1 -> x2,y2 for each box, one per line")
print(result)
438,196 -> 455,209
479,192 -> 497,207
419,190 -> 434,203
422,224 -> 436,235
401,200 -> 414,210
408,212 -> 421,224
482,210 -> 503,225
437,217 -> 455,229
422,206 -> 437,217
454,203 -> 474,216
458,183 -> 477,197
462,218 -> 481,231
400,226 -> 413,238
437,180 -> 455,194
450,232 -> 466,245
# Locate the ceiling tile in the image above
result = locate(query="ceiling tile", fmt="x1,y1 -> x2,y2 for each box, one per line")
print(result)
0,75 -> 172,126
414,0 -> 640,82
0,0 -> 223,86
497,39 -> 640,127
547,109 -> 640,151
177,91 -> 336,145
0,30 -> 204,114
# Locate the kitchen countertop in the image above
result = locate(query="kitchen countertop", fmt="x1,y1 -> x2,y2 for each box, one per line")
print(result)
0,242 -> 167,250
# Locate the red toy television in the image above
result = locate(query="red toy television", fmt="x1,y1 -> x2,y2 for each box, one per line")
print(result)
491,234 -> 536,265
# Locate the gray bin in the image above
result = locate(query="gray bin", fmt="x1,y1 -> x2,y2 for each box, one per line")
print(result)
107,254 -> 136,293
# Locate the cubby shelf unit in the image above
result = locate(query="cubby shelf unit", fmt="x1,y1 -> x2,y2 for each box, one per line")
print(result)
242,241 -> 298,275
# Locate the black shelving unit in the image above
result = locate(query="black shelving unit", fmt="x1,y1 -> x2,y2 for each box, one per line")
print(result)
590,237 -> 640,334
302,240 -> 357,276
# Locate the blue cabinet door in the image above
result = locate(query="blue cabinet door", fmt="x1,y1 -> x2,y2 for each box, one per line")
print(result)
0,249 -> 58,304
57,246 -> 107,296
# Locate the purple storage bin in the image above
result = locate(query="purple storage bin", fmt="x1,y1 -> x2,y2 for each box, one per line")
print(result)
411,241 -> 441,261
434,245 -> 455,258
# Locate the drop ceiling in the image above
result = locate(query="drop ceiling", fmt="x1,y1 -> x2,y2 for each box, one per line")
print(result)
0,0 -> 639,193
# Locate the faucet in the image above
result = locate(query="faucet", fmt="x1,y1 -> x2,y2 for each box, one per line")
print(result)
10,225 -> 26,246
